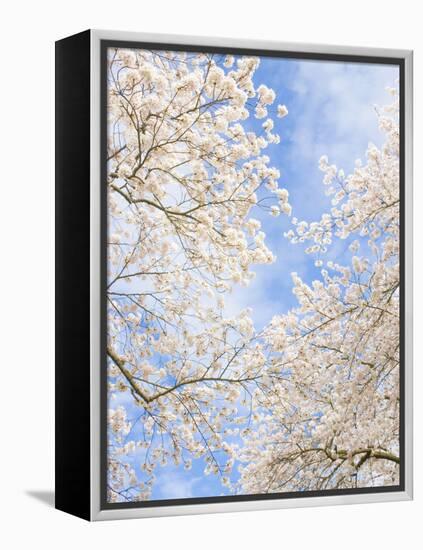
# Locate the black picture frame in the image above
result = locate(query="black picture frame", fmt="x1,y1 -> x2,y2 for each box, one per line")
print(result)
55,29 -> 413,521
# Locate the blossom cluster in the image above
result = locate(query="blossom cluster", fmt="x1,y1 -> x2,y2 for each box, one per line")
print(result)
106,47 -> 290,501
238,92 -> 400,493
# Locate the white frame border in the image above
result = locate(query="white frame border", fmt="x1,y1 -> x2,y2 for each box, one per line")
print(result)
90,29 -> 413,521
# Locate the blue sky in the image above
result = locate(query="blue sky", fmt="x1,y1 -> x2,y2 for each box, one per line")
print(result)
109,53 -> 399,501
223,56 -> 399,328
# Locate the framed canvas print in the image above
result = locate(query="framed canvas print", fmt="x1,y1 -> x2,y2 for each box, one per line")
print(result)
55,29 -> 413,521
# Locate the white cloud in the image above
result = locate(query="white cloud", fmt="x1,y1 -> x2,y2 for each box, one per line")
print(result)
156,471 -> 201,499
287,59 -> 399,172
223,240 -> 308,329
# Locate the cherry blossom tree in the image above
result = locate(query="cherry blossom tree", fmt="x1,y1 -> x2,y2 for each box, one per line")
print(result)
237,91 -> 400,493
105,45 -> 400,502
106,47 -> 290,502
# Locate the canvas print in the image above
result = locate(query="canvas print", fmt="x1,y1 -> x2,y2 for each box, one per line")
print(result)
104,45 -> 401,505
